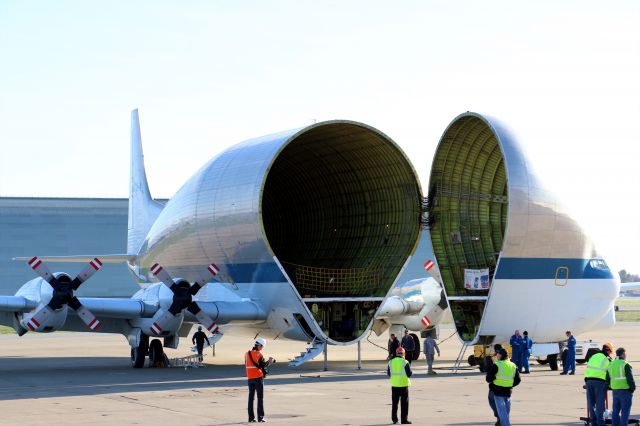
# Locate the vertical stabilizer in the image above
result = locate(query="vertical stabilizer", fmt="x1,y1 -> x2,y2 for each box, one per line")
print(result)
128,109 -> 163,255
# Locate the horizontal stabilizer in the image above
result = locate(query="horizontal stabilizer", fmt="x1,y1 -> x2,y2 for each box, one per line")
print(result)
13,254 -> 136,263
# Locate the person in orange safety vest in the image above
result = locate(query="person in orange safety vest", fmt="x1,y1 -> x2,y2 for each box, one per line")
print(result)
245,337 -> 274,422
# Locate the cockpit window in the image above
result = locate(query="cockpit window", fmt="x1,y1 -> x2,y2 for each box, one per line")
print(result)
589,259 -> 609,270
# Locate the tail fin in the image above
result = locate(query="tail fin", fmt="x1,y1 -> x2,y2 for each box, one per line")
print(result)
127,109 -> 163,255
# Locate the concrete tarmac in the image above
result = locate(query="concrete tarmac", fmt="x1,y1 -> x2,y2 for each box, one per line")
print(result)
0,323 -> 638,425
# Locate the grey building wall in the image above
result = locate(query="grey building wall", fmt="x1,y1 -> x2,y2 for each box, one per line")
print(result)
0,197 -> 157,297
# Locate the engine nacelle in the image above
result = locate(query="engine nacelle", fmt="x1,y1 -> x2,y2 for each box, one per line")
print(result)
15,276 -> 69,332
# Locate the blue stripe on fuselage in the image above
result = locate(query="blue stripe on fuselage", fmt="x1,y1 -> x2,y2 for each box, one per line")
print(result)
494,258 -> 614,280
224,262 -> 287,283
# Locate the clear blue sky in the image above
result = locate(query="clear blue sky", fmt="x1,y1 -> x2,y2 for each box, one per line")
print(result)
1,1 -> 639,273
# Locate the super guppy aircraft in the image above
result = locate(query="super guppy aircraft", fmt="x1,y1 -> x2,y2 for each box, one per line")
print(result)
0,110 -> 620,368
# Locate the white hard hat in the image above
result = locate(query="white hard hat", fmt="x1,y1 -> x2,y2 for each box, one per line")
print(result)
255,337 -> 267,347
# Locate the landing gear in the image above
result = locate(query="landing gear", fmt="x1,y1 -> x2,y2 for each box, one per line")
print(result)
547,353 -> 558,371
131,334 -> 149,368
149,339 -> 167,367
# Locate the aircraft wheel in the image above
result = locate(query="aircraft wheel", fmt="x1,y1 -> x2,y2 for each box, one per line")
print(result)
536,359 -> 549,365
131,336 -> 149,368
467,355 -> 477,366
149,339 -> 165,367
547,353 -> 558,371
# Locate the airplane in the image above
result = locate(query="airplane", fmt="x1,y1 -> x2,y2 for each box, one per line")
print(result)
0,110 -> 437,368
423,112 -> 621,368
0,110 -> 621,370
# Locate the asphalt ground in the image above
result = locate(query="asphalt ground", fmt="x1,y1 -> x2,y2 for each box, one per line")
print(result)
0,323 -> 638,425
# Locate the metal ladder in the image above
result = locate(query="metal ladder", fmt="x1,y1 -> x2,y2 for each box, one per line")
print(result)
453,342 -> 469,373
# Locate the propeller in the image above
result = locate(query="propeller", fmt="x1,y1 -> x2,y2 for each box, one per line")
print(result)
147,262 -> 221,336
24,256 -> 103,331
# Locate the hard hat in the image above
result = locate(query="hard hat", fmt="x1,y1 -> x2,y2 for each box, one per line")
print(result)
396,347 -> 406,355
255,337 -> 267,347
603,342 -> 614,353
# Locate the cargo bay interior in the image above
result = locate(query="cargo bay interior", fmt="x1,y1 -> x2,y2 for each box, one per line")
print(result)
427,116 -> 508,342
261,123 -> 422,342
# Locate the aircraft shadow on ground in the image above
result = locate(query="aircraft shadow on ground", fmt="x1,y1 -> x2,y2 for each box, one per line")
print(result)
0,357 -> 481,401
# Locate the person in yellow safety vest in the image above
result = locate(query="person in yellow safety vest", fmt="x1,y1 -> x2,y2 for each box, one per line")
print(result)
387,346 -> 413,424
584,342 -> 613,426
606,347 -> 635,426
486,348 -> 521,426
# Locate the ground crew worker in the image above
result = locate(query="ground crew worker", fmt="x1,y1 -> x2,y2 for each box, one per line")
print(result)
607,347 -> 635,426
486,348 -> 521,426
561,330 -> 577,375
245,337 -> 273,423
191,326 -> 211,362
509,330 -> 523,372
401,329 -> 415,364
387,346 -> 413,424
584,343 -> 613,426
423,334 -> 440,374
520,331 -> 532,374
487,344 -> 503,424
389,333 -> 400,360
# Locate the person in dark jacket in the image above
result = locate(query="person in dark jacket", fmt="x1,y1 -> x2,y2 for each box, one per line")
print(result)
486,348 -> 521,426
192,326 -> 211,361
389,333 -> 400,359
561,330 -> 577,375
387,346 -> 413,424
509,330 -> 523,372
606,347 -> 635,426
520,331 -> 533,374
401,329 -> 416,364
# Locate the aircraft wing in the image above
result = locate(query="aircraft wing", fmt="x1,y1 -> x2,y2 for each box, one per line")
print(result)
13,254 -> 135,263
0,295 -> 156,318
620,282 -> 640,291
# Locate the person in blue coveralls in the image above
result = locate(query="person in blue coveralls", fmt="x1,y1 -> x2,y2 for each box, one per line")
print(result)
561,330 -> 576,375
520,331 -> 533,374
509,330 -> 523,372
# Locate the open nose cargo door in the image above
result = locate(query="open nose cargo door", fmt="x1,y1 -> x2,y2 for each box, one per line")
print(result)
426,113 -> 508,343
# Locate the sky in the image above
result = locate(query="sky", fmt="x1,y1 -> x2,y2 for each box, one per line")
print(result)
1,1 -> 639,274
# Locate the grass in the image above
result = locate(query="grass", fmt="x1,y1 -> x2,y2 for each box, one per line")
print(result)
0,325 -> 16,334
616,298 -> 640,307
616,310 -> 640,322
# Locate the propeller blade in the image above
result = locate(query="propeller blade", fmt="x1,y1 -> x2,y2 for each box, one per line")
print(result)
190,263 -> 220,295
150,263 -> 175,289
28,257 -> 58,286
23,305 -> 55,331
149,310 -> 175,335
68,297 -> 101,330
71,258 -> 103,290
187,302 -> 219,334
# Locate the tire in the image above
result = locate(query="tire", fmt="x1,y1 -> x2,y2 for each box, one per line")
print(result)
149,339 -> 165,367
548,353 -> 558,371
479,356 -> 492,373
585,348 -> 599,363
467,354 -> 477,367
131,336 -> 149,368
536,359 -> 549,365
